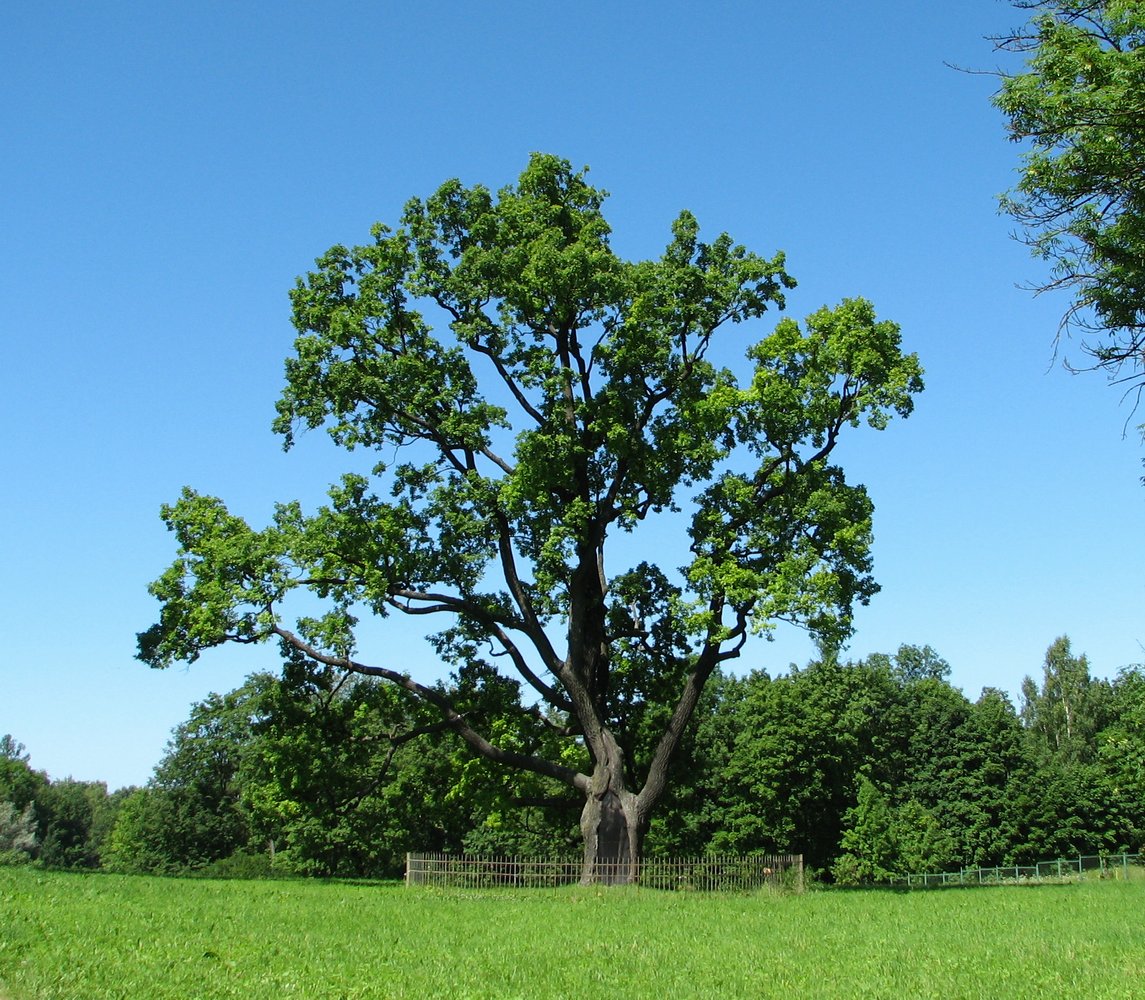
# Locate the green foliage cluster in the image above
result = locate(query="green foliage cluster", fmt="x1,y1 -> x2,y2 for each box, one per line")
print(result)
3,867 -> 1144,998
994,0 -> 1145,388
98,661 -> 579,879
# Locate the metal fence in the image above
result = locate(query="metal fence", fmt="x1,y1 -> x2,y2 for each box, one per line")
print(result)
890,853 -> 1144,888
406,852 -> 803,892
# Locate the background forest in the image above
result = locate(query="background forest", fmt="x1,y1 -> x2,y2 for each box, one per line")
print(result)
4,636 -> 1143,885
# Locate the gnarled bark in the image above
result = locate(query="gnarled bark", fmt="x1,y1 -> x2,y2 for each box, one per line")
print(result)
578,754 -> 647,885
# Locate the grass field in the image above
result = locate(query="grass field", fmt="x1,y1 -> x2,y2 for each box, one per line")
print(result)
1,867 -> 1143,999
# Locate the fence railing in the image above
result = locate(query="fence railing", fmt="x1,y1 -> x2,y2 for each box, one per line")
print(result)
406,852 -> 803,892
889,853 -> 1144,888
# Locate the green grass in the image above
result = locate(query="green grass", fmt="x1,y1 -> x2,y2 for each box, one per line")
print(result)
2,867 -> 1143,999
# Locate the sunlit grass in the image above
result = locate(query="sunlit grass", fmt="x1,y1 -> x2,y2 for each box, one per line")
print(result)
2,867 -> 1143,998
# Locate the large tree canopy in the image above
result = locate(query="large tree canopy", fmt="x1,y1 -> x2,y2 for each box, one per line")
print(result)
139,154 -> 922,881
993,0 -> 1145,394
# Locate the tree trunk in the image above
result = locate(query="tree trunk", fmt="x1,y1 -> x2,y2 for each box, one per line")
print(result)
579,770 -> 646,885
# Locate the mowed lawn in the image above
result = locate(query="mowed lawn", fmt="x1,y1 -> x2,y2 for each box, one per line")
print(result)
1,867 -> 1142,999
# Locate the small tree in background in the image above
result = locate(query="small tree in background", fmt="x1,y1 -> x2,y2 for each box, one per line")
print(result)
832,778 -> 899,884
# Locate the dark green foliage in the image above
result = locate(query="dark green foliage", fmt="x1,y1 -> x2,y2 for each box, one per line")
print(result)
895,681 -> 1032,867
32,635 -> 1145,879
708,656 -> 907,869
241,663 -> 467,877
832,783 -> 958,886
238,657 -> 575,877
1,736 -> 125,870
691,638 -> 1136,879
955,689 -> 1035,864
36,780 -> 119,870
1094,666 -> 1145,849
1002,638 -> 1141,860
104,787 -> 185,874
641,672 -> 734,857
104,659 -> 577,878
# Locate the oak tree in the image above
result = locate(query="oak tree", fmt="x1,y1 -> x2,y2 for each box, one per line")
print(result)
139,154 -> 922,882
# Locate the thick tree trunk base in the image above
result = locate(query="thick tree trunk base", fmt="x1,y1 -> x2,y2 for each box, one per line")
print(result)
580,788 -> 643,885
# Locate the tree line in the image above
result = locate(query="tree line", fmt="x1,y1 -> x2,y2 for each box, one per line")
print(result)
4,636 -> 1142,883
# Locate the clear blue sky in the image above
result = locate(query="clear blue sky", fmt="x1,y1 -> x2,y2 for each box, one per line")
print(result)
2,1 -> 1141,790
